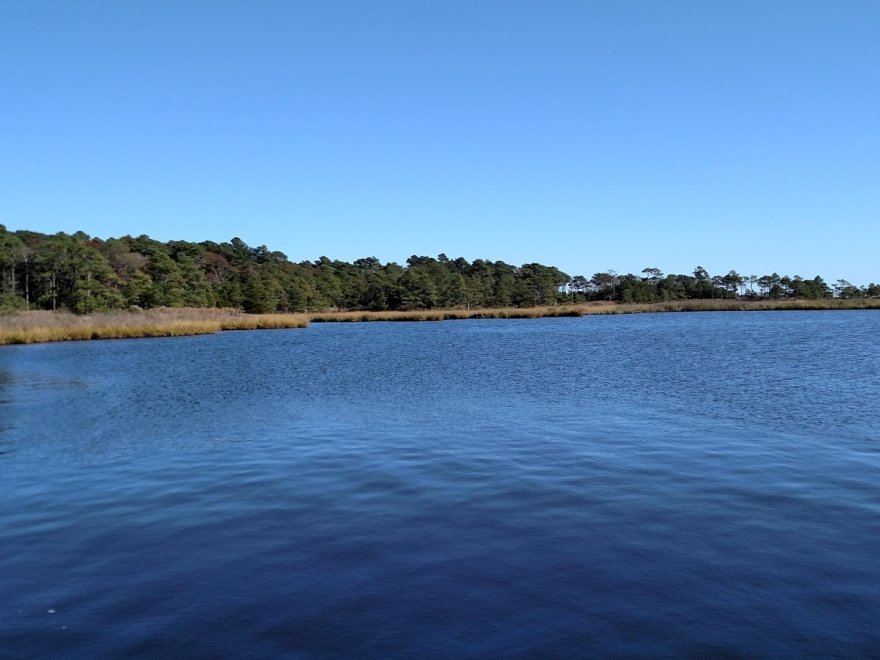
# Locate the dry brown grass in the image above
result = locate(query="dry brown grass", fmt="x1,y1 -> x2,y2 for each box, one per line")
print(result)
218,313 -> 310,331
307,299 -> 880,323
307,306 -> 587,323
0,308 -> 309,345
3,300 -> 876,345
583,299 -> 880,315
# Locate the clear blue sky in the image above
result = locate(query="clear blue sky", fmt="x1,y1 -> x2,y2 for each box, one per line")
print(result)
2,1 -> 878,283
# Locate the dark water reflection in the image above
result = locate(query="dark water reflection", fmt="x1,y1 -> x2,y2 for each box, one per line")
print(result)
2,312 -> 879,656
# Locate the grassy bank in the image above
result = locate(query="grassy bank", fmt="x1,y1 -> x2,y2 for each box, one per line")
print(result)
0,308 -> 309,345
307,306 -> 587,323
306,298 -> 880,323
2,299 -> 877,345
585,298 -> 880,314
579,298 -> 880,314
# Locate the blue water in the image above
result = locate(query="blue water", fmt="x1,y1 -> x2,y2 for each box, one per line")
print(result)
2,312 -> 879,657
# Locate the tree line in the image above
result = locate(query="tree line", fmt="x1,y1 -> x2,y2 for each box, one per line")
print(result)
1,226 -> 877,314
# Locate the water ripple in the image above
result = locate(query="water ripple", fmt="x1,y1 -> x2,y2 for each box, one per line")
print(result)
1,312 -> 879,656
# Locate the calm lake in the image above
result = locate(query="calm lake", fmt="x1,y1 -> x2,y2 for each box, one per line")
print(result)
2,311 -> 879,656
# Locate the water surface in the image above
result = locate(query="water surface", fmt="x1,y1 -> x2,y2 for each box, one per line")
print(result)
2,312 -> 879,656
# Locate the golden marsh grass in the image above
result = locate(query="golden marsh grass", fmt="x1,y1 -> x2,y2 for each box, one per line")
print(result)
306,306 -> 587,323
2,300 -> 877,345
0,308 -> 309,345
582,298 -> 880,314
306,299 -> 880,323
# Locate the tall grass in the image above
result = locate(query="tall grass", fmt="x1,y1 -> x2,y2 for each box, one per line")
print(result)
218,314 -> 310,330
307,306 -> 587,323
3,299 -> 876,345
582,298 -> 880,315
307,299 -> 880,323
0,308 -> 309,345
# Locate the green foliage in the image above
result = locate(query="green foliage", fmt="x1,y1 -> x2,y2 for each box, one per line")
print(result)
0,292 -> 27,311
0,225 -> 873,314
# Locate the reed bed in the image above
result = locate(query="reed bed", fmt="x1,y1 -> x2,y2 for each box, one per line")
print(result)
0,308 -> 309,345
307,306 -> 587,323
306,299 -> 880,323
3,300 -> 876,345
218,313 -> 310,331
585,298 -> 880,315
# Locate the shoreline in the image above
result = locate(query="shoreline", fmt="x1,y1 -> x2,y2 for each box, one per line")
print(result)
1,299 -> 878,346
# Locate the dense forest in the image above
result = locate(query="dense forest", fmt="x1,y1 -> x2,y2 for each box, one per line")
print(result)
1,226 -> 877,314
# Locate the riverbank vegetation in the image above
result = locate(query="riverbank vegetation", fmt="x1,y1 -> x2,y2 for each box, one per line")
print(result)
0,308 -> 308,345
308,306 -> 588,322
3,299 -> 878,345
307,298 -> 880,323
2,226 -> 878,316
